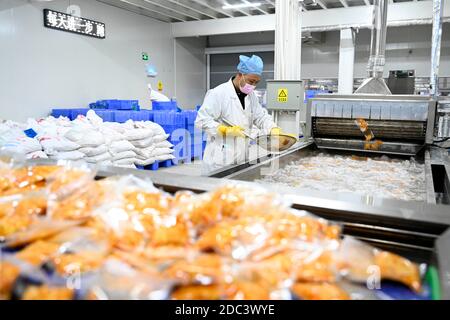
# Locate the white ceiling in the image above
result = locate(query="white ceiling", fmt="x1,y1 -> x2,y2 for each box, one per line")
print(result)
96,0 -> 430,23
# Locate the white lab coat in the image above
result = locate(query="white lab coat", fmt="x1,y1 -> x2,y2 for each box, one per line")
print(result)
195,79 -> 276,175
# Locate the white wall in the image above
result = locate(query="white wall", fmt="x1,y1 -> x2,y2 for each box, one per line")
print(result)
0,0 -> 175,121
175,37 -> 207,109
206,24 -> 450,79
303,24 -> 450,78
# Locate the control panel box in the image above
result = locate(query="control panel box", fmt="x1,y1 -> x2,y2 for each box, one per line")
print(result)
266,80 -> 304,112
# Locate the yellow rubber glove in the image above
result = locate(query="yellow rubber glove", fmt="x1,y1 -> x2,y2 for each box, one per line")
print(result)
271,127 -> 297,139
217,125 -> 245,138
270,127 -> 282,135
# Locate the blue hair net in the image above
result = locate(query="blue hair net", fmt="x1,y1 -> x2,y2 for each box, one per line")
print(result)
237,55 -> 264,76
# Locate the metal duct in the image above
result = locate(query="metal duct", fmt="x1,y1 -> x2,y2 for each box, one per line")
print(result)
355,0 -> 392,95
303,17 -> 450,33
430,0 -> 444,98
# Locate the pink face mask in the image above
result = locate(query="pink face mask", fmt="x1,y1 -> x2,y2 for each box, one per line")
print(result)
239,76 -> 256,95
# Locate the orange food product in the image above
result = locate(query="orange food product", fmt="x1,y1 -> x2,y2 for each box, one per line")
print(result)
295,252 -> 336,283
50,181 -> 106,220
22,286 -> 74,300
164,254 -> 228,284
150,216 -> 190,247
52,251 -> 106,275
292,282 -> 349,300
0,165 -> 61,197
0,262 -> 21,297
124,191 -> 172,215
16,241 -> 61,266
374,251 -> 421,293
172,285 -> 223,300
0,214 -> 34,238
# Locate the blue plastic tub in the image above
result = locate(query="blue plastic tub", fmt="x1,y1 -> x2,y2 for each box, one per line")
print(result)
136,159 -> 175,171
191,143 -> 204,159
114,110 -> 132,123
130,111 -> 147,122
120,100 -> 140,110
152,100 -> 178,111
183,110 -> 198,126
98,100 -> 121,109
51,109 -> 72,119
70,108 -> 89,120
95,110 -> 115,122
140,110 -> 154,122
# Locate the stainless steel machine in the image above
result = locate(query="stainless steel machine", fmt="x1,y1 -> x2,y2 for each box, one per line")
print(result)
306,94 -> 436,156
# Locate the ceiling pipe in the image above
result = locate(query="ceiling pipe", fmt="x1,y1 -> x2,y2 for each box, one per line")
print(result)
430,0 -> 444,98
355,0 -> 391,95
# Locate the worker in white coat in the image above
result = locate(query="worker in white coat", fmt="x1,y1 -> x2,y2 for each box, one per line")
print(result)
196,55 -> 284,175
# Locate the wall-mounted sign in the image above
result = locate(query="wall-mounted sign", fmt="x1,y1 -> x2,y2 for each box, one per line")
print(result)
142,52 -> 149,61
43,9 -> 105,39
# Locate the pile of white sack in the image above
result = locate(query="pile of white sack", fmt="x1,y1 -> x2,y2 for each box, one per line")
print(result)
1,110 -> 175,169
0,120 -> 45,159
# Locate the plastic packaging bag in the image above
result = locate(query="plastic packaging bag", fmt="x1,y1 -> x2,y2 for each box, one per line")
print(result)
26,151 -> 48,160
39,136 -> 80,154
1,137 -> 42,155
79,145 -> 109,157
49,150 -> 85,161
130,137 -> 154,148
155,141 -> 174,149
65,129 -> 105,147
109,140 -> 135,154
112,151 -> 136,162
152,134 -> 170,144
123,129 -> 153,141
152,147 -> 173,157
85,152 -> 112,164
333,236 -> 423,293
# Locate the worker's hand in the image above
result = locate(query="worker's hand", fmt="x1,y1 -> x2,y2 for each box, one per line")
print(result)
271,127 -> 297,139
217,125 -> 245,138
270,127 -> 282,135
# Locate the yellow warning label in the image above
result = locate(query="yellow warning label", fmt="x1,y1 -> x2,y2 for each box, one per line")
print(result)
277,88 -> 288,103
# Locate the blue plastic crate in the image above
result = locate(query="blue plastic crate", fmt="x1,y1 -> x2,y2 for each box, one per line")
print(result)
136,159 -> 175,171
183,110 -> 198,125
130,111 -> 147,122
154,111 -> 185,126
114,110 -> 132,123
129,100 -> 140,111
51,109 -> 71,119
70,108 -> 89,120
95,110 -> 115,122
98,100 -> 121,109
119,100 -> 140,110
152,100 -> 178,111
140,110 -> 154,122
191,143 -> 204,159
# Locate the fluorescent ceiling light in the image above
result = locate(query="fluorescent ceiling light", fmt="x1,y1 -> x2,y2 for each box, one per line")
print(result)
222,2 -> 262,10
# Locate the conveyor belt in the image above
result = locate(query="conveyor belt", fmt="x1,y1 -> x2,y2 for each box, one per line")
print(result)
313,118 -> 427,141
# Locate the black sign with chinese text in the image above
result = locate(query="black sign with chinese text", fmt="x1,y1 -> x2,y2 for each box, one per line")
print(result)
43,9 -> 105,39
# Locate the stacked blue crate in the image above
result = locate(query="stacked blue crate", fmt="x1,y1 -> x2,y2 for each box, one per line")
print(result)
70,109 -> 89,120
152,100 -> 179,111
114,110 -> 132,123
95,110 -> 115,122
184,110 -> 205,160
136,159 -> 174,171
91,100 -> 140,111
51,109 -> 72,119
